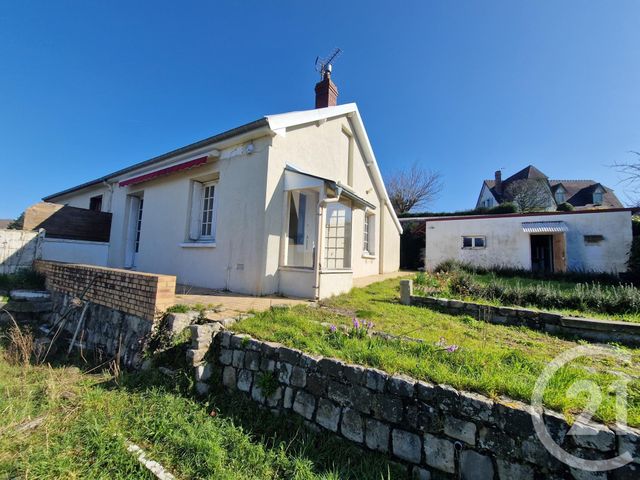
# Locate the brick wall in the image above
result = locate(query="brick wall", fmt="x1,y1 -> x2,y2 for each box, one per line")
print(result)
34,260 -> 176,321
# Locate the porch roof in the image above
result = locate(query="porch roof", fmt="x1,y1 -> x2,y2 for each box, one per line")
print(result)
521,221 -> 569,233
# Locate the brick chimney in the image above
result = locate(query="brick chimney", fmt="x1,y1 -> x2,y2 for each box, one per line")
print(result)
494,170 -> 502,194
315,69 -> 338,108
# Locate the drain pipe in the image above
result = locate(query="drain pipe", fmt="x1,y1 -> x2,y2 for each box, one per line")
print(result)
314,188 -> 342,300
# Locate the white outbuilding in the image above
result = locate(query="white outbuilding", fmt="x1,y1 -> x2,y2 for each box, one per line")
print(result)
406,209 -> 633,274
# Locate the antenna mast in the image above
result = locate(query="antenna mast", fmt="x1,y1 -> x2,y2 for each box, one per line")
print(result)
315,48 -> 342,79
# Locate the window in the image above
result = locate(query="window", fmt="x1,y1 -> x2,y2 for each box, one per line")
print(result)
555,190 -> 565,204
363,213 -> 376,255
481,198 -> 493,208
89,195 -> 103,212
584,235 -> 604,245
134,198 -> 144,253
325,201 -> 352,270
189,181 -> 218,242
593,189 -> 604,205
462,236 -> 486,249
285,190 -> 318,268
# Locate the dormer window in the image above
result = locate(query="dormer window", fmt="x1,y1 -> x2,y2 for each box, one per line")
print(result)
593,187 -> 604,205
554,187 -> 565,204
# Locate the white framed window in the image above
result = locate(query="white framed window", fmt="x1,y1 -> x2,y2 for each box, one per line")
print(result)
555,189 -> 565,204
462,236 -> 486,249
189,180 -> 218,242
593,189 -> 604,205
363,213 -> 376,255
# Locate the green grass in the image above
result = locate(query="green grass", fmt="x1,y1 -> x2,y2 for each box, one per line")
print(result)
0,269 -> 45,293
235,278 -> 640,427
0,353 -> 401,479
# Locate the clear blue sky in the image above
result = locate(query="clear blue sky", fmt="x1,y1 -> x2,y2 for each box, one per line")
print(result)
1,1 -> 639,218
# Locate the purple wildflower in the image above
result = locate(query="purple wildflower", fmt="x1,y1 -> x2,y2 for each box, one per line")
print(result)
446,344 -> 459,353
352,318 -> 360,329
329,324 -> 337,333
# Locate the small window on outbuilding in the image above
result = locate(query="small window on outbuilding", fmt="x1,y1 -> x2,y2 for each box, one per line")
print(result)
584,235 -> 604,245
462,236 -> 486,249
593,188 -> 604,205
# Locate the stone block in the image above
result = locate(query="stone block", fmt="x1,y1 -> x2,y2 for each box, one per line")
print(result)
496,459 -> 534,480
411,467 -> 431,480
290,366 -> 307,387
444,416 -> 477,445
614,424 -> 640,465
237,369 -> 253,393
392,429 -> 422,464
245,339 -> 262,351
230,334 -> 250,349
195,381 -> 210,396
400,279 -> 413,305
244,351 -> 261,371
260,357 -> 276,372
293,391 -> 316,420
570,421 -> 615,452
387,374 -> 416,398
298,354 -> 319,370
343,364 -> 366,385
478,426 -> 518,458
318,357 -> 345,378
165,312 -> 197,334
423,434 -> 455,473
460,391 -> 494,423
222,366 -> 236,388
219,348 -> 233,365
415,381 -> 437,402
460,450 -> 494,480
371,394 -> 404,424
493,399 -> 534,439
366,368 -> 388,392
251,384 -> 265,403
278,346 -> 301,365
231,350 -> 245,368
283,387 -> 294,409
341,407 -> 364,443
265,387 -> 283,408
306,374 -> 327,396
194,363 -> 213,382
434,384 -> 460,413
186,348 -> 207,366
365,418 -> 390,453
278,362 -> 293,384
316,398 -> 341,432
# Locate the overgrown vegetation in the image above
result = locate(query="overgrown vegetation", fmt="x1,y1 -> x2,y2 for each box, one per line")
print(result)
0,339 -> 399,478
234,278 -> 640,427
165,302 -> 222,314
399,202 -> 518,219
425,261 -> 640,319
0,269 -> 46,293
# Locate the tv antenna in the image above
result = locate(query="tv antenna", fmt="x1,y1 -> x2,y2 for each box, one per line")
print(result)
315,48 -> 342,79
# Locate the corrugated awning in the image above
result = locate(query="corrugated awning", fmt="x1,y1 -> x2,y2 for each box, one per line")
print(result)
119,156 -> 209,187
521,221 -> 569,233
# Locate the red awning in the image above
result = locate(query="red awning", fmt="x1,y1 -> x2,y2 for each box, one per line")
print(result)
119,156 -> 209,187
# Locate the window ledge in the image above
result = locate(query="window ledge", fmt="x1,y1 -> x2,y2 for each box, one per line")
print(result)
279,266 -> 314,272
362,253 -> 376,259
180,242 -> 216,248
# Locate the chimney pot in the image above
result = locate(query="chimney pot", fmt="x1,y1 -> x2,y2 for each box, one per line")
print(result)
315,71 -> 339,109
495,170 -> 502,194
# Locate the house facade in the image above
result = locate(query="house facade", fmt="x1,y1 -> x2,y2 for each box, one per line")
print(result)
476,165 -> 623,210
42,76 -> 401,299
411,209 -> 632,274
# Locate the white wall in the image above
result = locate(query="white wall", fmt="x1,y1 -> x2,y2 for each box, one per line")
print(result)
423,210 -> 632,274
476,184 -> 496,209
41,238 -> 109,266
0,229 -> 43,274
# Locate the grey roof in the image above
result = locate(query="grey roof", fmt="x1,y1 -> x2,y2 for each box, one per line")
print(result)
483,165 -> 622,209
43,117 -> 269,201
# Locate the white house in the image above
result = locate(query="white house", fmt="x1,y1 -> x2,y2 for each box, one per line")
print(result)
41,73 -> 402,299
407,209 -> 632,274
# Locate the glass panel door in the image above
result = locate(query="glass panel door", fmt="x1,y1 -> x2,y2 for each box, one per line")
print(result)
324,201 -> 352,270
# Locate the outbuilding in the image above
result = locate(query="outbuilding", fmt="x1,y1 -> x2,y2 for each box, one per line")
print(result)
406,209 -> 633,274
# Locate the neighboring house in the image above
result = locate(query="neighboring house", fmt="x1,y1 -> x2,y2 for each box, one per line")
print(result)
476,165 -> 623,210
407,208 -> 632,274
41,73 -> 402,299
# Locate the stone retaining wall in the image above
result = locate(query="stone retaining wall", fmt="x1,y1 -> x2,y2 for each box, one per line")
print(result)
35,260 -> 176,321
400,280 -> 640,347
188,325 -> 640,479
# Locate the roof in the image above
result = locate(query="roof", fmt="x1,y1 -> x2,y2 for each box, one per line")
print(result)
521,221 -> 569,233
42,103 -> 402,234
399,207 -> 633,223
482,165 -> 622,208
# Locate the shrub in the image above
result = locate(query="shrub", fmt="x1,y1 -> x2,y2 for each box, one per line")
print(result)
0,269 -> 46,292
556,202 -> 575,212
414,271 -> 427,286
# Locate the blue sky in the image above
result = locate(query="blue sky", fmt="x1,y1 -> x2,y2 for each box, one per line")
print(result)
1,1 -> 639,218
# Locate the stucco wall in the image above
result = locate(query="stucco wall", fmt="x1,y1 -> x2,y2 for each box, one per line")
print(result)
53,186 -> 112,212
0,229 -> 43,274
423,210 -> 632,273
42,238 -> 109,266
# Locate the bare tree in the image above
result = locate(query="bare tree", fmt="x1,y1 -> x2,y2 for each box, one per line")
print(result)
504,179 -> 551,213
612,151 -> 640,206
387,162 -> 443,214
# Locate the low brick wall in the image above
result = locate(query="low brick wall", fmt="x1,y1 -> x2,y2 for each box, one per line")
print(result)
188,327 -> 640,479
34,260 -> 176,321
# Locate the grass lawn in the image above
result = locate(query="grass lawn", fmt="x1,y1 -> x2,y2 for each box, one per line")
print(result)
235,278 -> 640,427
0,350 -> 400,479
